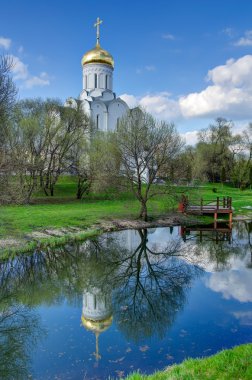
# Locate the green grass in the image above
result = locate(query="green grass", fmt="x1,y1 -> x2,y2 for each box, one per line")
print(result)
125,344 -> 252,380
0,197 -> 169,238
182,182 -> 252,215
0,178 -> 251,244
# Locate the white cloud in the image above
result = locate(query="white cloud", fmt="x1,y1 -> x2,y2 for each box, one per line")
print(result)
136,65 -> 156,74
139,92 -> 180,119
206,251 -> 252,303
222,27 -> 235,38
234,30 -> 252,46
24,72 -> 50,89
120,92 -> 181,120
206,269 -> 252,302
10,55 -> 28,80
162,33 -> 175,40
145,65 -> 156,72
0,37 -> 11,50
10,54 -> 50,89
179,55 -> 252,119
124,54 -> 252,122
181,130 -> 199,145
232,311 -> 252,326
120,94 -> 139,108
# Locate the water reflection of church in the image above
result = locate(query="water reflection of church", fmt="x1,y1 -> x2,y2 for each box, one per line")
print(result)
81,287 -> 113,361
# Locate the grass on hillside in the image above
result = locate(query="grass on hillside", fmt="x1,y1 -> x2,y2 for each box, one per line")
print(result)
0,177 -> 251,240
125,344 -> 252,380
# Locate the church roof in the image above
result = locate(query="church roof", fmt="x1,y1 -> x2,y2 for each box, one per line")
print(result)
81,44 -> 114,68
81,17 -> 114,68
81,314 -> 113,333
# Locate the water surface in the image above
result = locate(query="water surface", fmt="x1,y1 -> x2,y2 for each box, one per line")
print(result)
0,221 -> 252,379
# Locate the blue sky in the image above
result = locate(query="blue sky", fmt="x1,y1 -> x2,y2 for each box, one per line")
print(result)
1,0 -> 252,142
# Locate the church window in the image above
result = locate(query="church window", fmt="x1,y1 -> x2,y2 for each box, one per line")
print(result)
96,114 -> 99,129
94,73 -> 98,88
85,75 -> 87,88
116,117 -> 120,130
105,75 -> 108,89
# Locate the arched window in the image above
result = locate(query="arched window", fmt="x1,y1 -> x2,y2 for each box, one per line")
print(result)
96,114 -> 99,129
116,117 -> 120,130
94,73 -> 97,88
85,75 -> 87,88
105,75 -> 108,89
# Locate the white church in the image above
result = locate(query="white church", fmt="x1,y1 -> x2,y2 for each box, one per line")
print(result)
66,17 -> 129,131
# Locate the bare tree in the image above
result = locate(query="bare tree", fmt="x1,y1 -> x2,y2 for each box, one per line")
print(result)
116,108 -> 183,220
40,102 -> 88,196
0,56 -> 18,203
0,55 -> 17,134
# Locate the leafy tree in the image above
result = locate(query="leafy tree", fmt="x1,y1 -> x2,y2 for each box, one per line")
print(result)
196,118 -> 234,182
116,108 -> 183,220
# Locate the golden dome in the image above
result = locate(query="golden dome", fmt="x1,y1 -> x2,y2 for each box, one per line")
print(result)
81,314 -> 113,333
81,44 -> 114,68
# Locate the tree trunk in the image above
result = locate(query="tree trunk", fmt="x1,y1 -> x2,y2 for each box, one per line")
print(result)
43,187 -> 49,196
76,178 -> 82,200
139,201 -> 148,221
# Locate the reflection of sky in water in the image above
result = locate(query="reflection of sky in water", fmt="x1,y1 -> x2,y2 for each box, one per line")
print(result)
206,261 -> 252,302
0,222 -> 251,380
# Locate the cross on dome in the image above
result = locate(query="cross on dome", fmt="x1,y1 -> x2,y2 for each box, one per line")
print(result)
94,17 -> 103,46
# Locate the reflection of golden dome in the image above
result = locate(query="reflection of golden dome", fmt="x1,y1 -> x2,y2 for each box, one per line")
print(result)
81,314 -> 113,333
81,44 -> 114,67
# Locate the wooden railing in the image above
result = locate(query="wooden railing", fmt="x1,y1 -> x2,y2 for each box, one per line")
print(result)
188,197 -> 232,212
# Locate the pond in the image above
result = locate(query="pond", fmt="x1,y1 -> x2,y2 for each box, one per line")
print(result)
0,221 -> 252,379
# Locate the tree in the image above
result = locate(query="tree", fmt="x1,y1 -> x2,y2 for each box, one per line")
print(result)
116,109 -> 183,220
196,118 -> 234,182
0,55 -> 17,139
0,56 -> 18,204
41,101 -> 89,196
89,131 -> 122,193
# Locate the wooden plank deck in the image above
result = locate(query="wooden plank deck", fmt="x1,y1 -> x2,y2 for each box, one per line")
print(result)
181,196 -> 233,224
187,205 -> 232,214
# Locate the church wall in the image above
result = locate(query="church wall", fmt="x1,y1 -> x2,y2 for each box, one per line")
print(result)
91,101 -> 107,132
108,100 -> 129,131
83,63 -> 113,91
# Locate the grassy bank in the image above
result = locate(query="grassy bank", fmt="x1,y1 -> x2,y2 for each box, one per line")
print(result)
0,178 -> 251,253
125,344 -> 252,380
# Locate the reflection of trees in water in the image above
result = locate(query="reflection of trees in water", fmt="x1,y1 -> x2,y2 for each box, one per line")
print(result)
0,297 -> 41,379
0,306 -> 40,380
0,222 -> 250,371
185,223 -> 249,272
84,229 -> 202,342
110,229 -> 201,341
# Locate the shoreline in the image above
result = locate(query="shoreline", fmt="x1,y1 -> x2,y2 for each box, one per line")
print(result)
0,212 -> 251,259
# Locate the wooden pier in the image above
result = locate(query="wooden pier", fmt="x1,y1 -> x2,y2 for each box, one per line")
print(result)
182,197 -> 233,226
180,223 -> 232,243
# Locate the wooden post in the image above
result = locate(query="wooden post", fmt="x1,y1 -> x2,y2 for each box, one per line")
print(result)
200,198 -> 203,213
229,211 -> 232,228
214,212 -> 218,229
